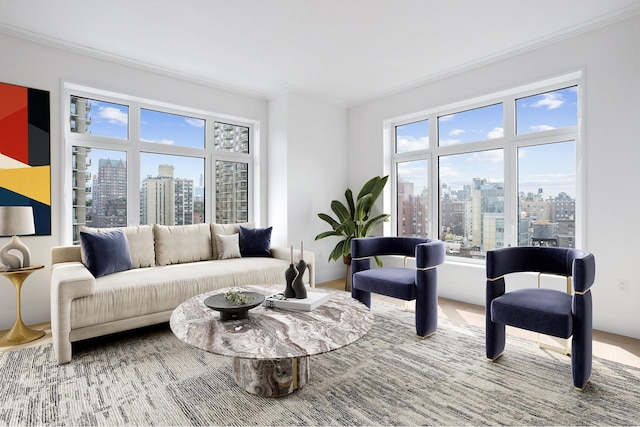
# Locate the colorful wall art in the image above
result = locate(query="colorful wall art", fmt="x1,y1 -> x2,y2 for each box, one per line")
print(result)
0,82 -> 51,235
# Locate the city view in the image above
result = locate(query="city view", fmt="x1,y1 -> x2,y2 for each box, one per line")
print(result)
396,87 -> 578,258
69,96 -> 249,243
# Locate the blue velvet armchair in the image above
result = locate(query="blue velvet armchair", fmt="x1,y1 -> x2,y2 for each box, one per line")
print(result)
485,246 -> 596,390
351,237 -> 445,338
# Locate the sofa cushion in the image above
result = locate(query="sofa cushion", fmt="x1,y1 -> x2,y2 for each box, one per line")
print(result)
215,233 -> 241,260
81,225 -> 155,268
69,258 -> 291,329
154,223 -> 213,266
79,229 -> 133,278
211,222 -> 254,259
239,226 -> 272,257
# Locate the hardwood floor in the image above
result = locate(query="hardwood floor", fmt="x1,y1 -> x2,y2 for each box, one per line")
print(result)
319,279 -> 640,369
2,280 -> 638,370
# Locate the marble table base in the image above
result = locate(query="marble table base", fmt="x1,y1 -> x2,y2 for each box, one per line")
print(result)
233,356 -> 310,397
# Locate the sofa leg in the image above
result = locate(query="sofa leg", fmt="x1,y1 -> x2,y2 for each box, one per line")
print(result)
53,341 -> 72,365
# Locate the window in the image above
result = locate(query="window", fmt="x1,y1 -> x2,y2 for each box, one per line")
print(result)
70,96 -> 128,139
438,104 -> 503,146
389,75 -> 581,260
65,84 -> 255,244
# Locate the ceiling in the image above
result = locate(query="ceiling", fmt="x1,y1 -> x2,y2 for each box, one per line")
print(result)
1,0 -> 639,106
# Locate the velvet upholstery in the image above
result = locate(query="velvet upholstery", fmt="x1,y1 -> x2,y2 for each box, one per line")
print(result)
351,237 -> 445,337
79,229 -> 133,278
239,226 -> 272,257
485,246 -> 596,390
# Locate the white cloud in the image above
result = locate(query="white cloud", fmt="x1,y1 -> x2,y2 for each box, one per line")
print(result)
438,164 -> 464,178
529,124 -> 555,132
531,93 -> 564,110
396,136 -> 429,152
487,127 -> 504,139
185,118 -> 204,128
439,138 -> 461,147
470,150 -> 503,163
98,107 -> 128,125
449,128 -> 465,136
141,137 -> 175,145
439,114 -> 455,122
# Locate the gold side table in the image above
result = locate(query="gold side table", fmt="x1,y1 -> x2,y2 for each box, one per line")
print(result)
0,265 -> 45,346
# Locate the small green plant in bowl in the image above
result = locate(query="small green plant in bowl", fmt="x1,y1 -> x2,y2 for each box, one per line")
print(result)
224,288 -> 256,305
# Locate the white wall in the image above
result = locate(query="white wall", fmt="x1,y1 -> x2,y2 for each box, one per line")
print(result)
268,92 -> 348,283
0,33 -> 268,329
348,14 -> 640,338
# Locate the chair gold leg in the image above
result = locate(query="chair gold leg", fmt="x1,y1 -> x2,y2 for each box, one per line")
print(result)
487,352 -> 504,362
574,379 -> 590,392
416,331 -> 436,340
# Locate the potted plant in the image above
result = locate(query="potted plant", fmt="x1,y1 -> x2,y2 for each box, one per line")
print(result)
315,175 -> 390,277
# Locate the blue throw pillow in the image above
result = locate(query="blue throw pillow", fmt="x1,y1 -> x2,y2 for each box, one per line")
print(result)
80,229 -> 133,278
239,226 -> 272,257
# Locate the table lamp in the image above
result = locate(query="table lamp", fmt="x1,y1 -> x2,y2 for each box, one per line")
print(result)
0,206 -> 36,269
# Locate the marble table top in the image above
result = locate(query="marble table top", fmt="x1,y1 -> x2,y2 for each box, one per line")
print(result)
170,284 -> 374,360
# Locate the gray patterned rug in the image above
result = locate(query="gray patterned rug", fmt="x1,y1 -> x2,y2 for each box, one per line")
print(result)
1,297 -> 639,426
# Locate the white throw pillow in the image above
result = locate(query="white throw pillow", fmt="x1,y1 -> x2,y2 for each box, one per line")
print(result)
211,222 -> 254,259
215,233 -> 241,260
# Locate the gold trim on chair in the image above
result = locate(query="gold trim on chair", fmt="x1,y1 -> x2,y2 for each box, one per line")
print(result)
416,331 -> 436,340
537,273 -> 572,356
487,352 -> 504,362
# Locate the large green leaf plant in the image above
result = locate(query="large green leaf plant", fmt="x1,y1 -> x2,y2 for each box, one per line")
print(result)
315,175 -> 390,266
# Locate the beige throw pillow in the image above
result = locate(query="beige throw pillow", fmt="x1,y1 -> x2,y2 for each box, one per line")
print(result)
215,233 -> 241,260
210,222 -> 254,259
154,223 -> 213,266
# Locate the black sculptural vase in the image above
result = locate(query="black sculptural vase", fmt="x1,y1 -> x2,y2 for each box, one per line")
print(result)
292,258 -> 307,299
284,263 -> 298,298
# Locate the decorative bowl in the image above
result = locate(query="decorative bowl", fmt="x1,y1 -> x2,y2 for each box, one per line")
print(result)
204,291 -> 265,321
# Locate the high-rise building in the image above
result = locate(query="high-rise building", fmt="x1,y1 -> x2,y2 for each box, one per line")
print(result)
214,123 -> 249,223
141,165 -> 176,226
70,96 -> 93,244
140,164 -> 195,226
175,178 -> 194,225
91,158 -> 127,229
71,146 -> 91,244
215,160 -> 248,223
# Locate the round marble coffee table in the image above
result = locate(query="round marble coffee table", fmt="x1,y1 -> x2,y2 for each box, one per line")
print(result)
170,284 -> 373,397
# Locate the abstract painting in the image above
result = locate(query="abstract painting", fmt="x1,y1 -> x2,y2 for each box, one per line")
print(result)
0,82 -> 51,235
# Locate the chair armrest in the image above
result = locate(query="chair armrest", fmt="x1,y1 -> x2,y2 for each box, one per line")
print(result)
416,240 -> 445,269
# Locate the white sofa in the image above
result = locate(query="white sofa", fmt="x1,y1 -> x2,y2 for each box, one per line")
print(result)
50,222 -> 314,364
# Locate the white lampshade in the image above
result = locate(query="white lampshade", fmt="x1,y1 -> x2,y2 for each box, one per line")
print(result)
0,206 -> 35,236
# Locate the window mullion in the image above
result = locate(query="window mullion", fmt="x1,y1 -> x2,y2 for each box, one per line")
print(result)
503,95 -> 516,247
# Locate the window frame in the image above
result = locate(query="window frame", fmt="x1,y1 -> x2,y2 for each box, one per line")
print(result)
62,83 -> 257,245
385,72 -> 584,263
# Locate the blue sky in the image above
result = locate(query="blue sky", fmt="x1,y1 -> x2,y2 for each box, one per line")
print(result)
396,86 -> 578,198
81,100 -> 206,185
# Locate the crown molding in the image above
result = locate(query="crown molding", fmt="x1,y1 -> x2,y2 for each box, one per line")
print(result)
0,23 -> 269,101
349,4 -> 640,108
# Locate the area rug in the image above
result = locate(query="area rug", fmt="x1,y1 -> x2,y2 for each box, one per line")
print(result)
1,298 -> 639,426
